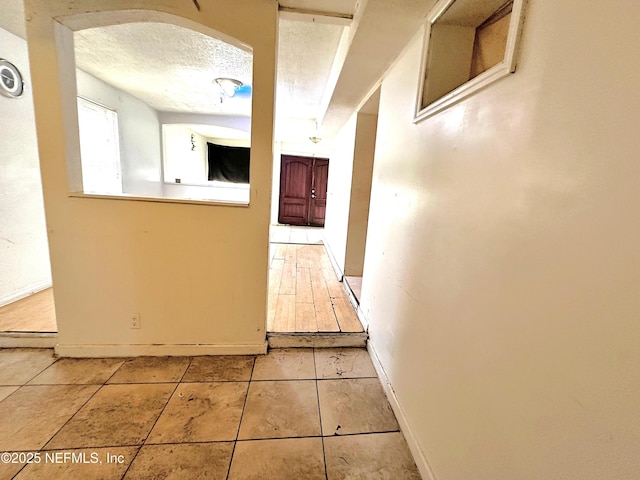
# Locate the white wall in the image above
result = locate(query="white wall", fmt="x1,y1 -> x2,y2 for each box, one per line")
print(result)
323,114 -> 357,275
162,129 -> 251,203
324,111 -> 377,277
76,69 -> 162,197
360,1 -> 640,479
0,27 -> 52,306
163,124 -> 207,184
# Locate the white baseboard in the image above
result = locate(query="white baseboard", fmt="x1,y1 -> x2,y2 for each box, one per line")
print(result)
355,304 -> 369,332
0,332 -> 58,348
367,340 -> 437,480
55,342 -> 268,358
321,237 -> 344,281
0,280 -> 52,307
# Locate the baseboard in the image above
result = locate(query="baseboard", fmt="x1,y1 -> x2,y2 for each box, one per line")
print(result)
321,237 -> 344,281
355,304 -> 369,332
0,332 -> 58,348
367,340 -> 437,480
0,280 -> 52,307
54,342 -> 268,357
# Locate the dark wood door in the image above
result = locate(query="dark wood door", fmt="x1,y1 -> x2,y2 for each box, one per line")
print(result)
278,155 -> 329,226
309,159 -> 328,226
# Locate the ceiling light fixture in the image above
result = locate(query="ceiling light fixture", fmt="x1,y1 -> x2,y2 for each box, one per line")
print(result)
214,77 -> 243,98
309,136 -> 321,144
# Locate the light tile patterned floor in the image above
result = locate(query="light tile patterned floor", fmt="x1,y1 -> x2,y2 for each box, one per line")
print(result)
269,225 -> 324,245
0,348 -> 421,480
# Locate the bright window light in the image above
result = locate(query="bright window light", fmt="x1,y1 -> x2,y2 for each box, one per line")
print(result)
77,97 -> 122,195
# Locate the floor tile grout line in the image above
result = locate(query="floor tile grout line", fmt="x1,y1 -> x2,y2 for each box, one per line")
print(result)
1,428 -> 404,456
232,429 -> 402,442
313,348 -> 329,480
38,380 -> 111,453
119,357 -> 193,479
102,358 -> 131,385
20,355 -> 61,386
224,355 -> 257,480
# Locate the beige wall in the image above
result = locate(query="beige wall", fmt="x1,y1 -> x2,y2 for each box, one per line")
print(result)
24,0 -> 277,355
362,0 -> 640,478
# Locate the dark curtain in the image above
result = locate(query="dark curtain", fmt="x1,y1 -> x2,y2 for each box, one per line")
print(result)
207,142 -> 250,183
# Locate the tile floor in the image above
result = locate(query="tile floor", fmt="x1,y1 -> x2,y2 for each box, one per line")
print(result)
269,225 -> 324,245
0,347 -> 421,479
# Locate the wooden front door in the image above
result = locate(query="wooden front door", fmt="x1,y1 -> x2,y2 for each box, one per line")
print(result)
278,155 -> 329,226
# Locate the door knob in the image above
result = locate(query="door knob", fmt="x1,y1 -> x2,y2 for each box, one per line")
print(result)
311,194 -> 316,199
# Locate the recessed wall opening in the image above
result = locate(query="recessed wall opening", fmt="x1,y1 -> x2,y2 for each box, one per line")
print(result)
469,2 -> 513,79
415,0 -> 525,121
161,123 -> 250,203
71,21 -> 253,204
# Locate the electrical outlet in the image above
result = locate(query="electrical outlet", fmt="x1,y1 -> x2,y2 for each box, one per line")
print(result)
130,313 -> 141,329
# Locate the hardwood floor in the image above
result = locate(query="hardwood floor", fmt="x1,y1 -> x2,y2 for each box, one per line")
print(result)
268,245 -> 363,333
0,288 -> 57,333
0,242 -> 360,336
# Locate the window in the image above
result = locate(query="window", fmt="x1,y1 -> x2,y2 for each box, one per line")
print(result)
415,0 -> 526,122
77,97 -> 122,194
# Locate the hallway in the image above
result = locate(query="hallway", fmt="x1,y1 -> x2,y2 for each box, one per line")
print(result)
268,244 -> 363,334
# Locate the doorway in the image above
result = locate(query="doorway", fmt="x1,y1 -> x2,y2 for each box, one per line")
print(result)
278,155 -> 329,226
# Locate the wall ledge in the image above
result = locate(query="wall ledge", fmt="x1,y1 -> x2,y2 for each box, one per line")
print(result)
55,342 -> 267,357
367,336 -> 437,480
68,192 -> 249,208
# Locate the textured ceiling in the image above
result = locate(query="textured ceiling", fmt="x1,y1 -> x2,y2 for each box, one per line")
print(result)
1,0 -> 431,141
74,18 -> 344,125
0,0 -> 25,39
74,23 -> 253,116
276,20 -> 345,121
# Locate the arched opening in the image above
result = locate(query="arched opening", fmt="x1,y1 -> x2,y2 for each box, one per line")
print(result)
26,2 -> 277,356
66,17 -> 254,204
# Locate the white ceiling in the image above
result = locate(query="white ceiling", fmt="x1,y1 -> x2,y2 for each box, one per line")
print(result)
74,23 -> 253,116
276,20 -> 344,121
0,0 -> 432,141
188,124 -> 250,140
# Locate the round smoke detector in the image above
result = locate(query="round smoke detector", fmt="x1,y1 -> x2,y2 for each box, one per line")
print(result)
0,59 -> 24,98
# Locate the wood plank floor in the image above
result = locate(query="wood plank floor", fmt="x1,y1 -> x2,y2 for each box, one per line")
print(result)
0,288 -> 57,333
267,244 -> 363,333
